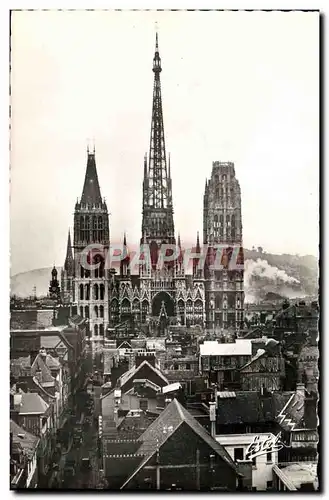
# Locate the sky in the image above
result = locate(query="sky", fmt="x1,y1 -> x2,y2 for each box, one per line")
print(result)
10,10 -> 319,276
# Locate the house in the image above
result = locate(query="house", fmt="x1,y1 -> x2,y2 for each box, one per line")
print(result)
297,336 -> 319,395
199,339 -> 252,389
10,390 -> 53,486
239,338 -> 285,391
101,359 -> 168,440
10,420 -> 40,489
274,300 -> 319,333
104,398 -> 242,490
215,432 -> 279,491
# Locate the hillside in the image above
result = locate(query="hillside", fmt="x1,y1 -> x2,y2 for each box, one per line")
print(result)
10,250 -> 318,303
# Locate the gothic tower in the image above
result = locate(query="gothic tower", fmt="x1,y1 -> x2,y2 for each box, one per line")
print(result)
49,266 -> 61,301
139,33 -> 176,324
73,147 -> 110,342
61,229 -> 74,304
141,33 -> 175,251
204,161 -> 244,332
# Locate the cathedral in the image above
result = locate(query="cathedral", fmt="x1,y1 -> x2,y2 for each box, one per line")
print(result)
60,34 -> 244,342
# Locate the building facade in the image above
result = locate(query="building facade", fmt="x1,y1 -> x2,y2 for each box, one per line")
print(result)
204,162 -> 244,331
61,35 -> 244,342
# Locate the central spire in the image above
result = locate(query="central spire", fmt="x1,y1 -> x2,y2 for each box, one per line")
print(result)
148,33 -> 168,209
141,33 -> 175,246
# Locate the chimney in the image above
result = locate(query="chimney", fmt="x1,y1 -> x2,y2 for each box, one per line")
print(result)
209,401 -> 216,438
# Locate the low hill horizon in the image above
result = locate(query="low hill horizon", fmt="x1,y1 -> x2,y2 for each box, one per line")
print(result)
10,249 -> 318,304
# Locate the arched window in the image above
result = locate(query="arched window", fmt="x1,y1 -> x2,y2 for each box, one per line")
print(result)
80,266 -> 85,278
94,284 -> 99,300
95,266 -> 99,278
98,216 -> 103,230
100,284 -> 105,300
85,284 -> 90,301
93,217 -> 97,229
215,188 -> 219,199
100,305 -> 104,318
80,306 -> 84,317
99,258 -> 104,278
80,216 -> 85,230
220,215 -> 224,236
79,284 -> 84,300
214,174 -> 219,184
231,215 -> 236,239
85,306 -> 89,319
99,324 -> 104,336
94,305 -> 99,318
94,324 -> 98,336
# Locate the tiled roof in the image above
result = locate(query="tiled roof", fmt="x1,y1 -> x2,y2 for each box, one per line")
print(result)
10,420 -> 39,459
215,391 -> 292,425
121,399 -> 238,489
18,392 -> 49,415
31,354 -> 55,384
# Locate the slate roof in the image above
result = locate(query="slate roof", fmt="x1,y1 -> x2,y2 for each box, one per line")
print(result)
118,360 -> 168,389
10,419 -> 40,459
80,151 -> 102,204
18,392 -> 49,415
215,391 -> 292,425
121,399 -> 238,489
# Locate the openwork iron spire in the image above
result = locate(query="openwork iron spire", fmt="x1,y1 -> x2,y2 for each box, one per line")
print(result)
141,33 -> 175,246
148,33 -> 169,209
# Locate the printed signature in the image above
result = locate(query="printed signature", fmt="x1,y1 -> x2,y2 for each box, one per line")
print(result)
245,432 -> 286,461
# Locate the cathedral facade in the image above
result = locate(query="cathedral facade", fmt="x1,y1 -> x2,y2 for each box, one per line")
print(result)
61,35 -> 244,341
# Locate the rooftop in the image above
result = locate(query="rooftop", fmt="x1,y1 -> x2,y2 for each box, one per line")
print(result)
10,420 -> 40,459
200,339 -> 252,357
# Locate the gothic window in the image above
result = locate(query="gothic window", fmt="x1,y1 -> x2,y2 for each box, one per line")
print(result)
80,216 -> 85,241
85,284 -> 90,301
220,215 -> 224,237
80,306 -> 84,317
95,266 -> 99,278
94,284 -> 99,300
93,217 -> 97,229
231,215 -> 236,239
215,295 -> 221,309
194,299 -> 203,313
99,259 -> 104,278
94,324 -> 98,336
79,284 -> 84,300
121,298 -> 130,314
214,174 -> 219,184
215,188 -> 219,199
100,284 -> 105,300
100,305 -> 104,318
98,216 -> 102,229
99,324 -> 104,336
85,306 -> 89,319
80,266 -> 85,278
94,305 -> 99,318
222,175 -> 226,182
